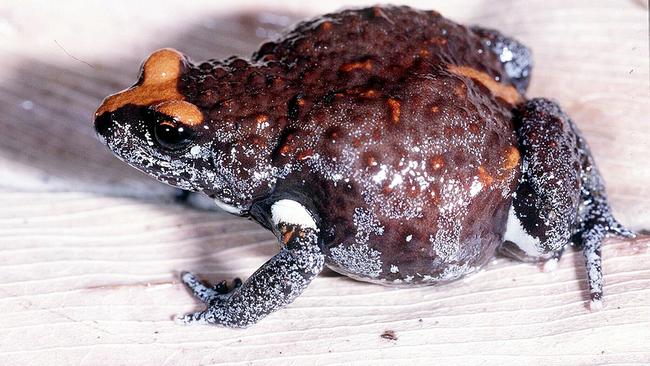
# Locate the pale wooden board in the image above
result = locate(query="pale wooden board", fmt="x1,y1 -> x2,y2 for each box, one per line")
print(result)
0,1 -> 649,365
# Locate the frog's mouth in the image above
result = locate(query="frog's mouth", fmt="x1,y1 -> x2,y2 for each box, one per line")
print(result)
95,110 -> 205,191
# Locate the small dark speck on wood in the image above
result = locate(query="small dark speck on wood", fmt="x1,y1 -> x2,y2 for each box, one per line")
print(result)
380,330 -> 398,341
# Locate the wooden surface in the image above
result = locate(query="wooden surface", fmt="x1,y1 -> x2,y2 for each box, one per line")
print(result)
1,1 -> 649,365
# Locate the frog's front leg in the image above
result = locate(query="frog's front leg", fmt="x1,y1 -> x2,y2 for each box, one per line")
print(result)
502,98 -> 634,309
177,199 -> 324,328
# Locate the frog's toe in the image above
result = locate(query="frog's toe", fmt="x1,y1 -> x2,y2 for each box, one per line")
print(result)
181,271 -> 243,306
180,271 -> 221,303
609,221 -> 636,239
175,310 -> 209,326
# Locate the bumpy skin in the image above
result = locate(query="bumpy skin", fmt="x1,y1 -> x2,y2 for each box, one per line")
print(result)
94,6 -> 632,326
181,7 -> 522,284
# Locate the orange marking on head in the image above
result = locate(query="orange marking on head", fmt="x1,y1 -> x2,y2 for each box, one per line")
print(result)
340,59 -> 373,72
387,98 -> 401,123
153,100 -> 203,126
95,48 -> 204,125
321,21 -> 332,31
447,65 -> 522,105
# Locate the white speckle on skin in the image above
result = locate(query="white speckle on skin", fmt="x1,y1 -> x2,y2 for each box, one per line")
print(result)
271,199 -> 317,229
372,164 -> 388,183
405,234 -> 412,242
330,243 -> 383,278
390,265 -> 399,273
500,47 -> 514,62
388,173 -> 403,189
353,207 -> 384,242
190,145 -> 202,156
469,179 -> 483,197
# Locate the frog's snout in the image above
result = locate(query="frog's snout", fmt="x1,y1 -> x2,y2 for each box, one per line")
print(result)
94,112 -> 113,143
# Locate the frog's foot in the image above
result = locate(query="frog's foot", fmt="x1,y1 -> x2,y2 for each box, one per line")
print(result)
576,205 -> 636,311
176,209 -> 324,327
471,26 -> 533,93
179,271 -> 242,307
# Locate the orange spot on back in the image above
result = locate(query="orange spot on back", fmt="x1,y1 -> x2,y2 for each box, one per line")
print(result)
279,133 -> 296,156
387,98 -> 401,123
447,64 -> 522,105
340,59 -> 373,72
503,146 -> 521,170
478,166 -> 494,186
255,114 -> 269,124
95,48 -> 204,125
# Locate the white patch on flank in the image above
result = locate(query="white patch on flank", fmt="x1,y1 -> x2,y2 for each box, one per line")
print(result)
503,205 -> 541,256
271,199 -> 317,229
214,198 -> 246,216
390,265 -> 399,273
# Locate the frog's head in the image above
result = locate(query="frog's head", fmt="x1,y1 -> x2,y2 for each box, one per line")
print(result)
94,49 -> 226,201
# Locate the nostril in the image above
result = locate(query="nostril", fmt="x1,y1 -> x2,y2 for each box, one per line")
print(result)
94,112 -> 113,138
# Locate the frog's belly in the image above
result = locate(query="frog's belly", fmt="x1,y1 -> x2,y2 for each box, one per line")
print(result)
321,183 -> 514,286
323,231 -> 503,287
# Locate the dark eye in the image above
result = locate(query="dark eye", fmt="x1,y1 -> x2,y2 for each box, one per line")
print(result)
153,119 -> 194,150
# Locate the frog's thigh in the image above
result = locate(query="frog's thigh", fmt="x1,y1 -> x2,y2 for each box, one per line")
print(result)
501,98 -> 582,261
471,26 -> 533,93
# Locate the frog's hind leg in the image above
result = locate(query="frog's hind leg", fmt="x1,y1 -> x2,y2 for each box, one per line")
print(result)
503,98 -> 634,309
471,26 -> 533,93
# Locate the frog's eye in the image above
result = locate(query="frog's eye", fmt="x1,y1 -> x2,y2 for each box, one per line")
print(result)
153,118 -> 195,151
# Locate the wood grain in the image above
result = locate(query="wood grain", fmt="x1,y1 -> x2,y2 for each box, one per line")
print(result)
0,1 -> 648,365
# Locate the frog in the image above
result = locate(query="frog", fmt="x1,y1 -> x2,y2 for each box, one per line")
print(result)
93,6 -> 634,328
